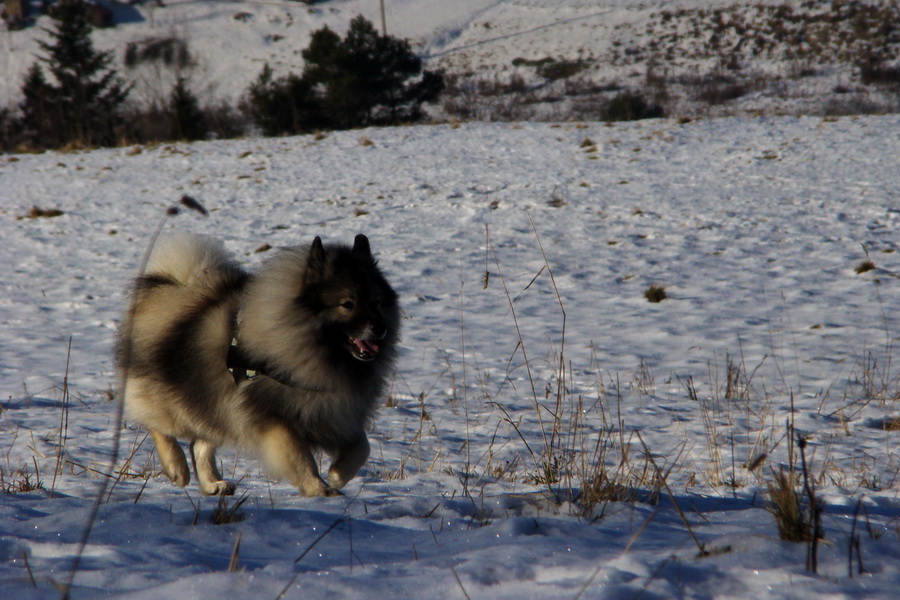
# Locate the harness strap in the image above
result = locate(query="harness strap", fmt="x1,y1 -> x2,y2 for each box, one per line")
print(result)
226,342 -> 323,391
227,343 -> 287,385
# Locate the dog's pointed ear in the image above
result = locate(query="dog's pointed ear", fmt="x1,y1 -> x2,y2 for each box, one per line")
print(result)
352,234 -> 372,258
306,236 -> 326,280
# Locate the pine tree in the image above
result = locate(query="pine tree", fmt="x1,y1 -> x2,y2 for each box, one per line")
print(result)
169,78 -> 207,141
246,63 -> 319,136
246,15 -> 443,135
19,63 -> 61,147
302,16 -> 444,128
23,0 -> 130,147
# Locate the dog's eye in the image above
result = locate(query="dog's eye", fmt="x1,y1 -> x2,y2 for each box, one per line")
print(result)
340,300 -> 356,310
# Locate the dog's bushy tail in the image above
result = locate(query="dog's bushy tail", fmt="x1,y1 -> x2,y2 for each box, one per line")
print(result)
145,233 -> 241,290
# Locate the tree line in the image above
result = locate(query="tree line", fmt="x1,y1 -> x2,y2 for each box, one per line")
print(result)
0,0 -> 444,151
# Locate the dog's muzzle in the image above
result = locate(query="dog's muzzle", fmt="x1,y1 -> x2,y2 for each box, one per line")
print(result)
347,335 -> 383,361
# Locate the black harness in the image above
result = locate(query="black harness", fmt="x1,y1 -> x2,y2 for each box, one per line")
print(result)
227,343 -> 284,384
226,343 -> 328,392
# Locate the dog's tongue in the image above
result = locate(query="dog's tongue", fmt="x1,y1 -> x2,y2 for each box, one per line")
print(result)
353,338 -> 380,355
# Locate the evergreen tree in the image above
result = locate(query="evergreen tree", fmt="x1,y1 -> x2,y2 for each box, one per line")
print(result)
302,16 -> 444,128
22,0 -> 130,147
169,78 -> 207,141
0,107 -> 20,151
246,15 -> 443,135
300,26 -> 356,130
19,63 -> 61,147
246,64 -> 319,136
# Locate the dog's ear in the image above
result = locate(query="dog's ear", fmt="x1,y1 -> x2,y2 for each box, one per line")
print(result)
306,236 -> 327,280
352,234 -> 372,259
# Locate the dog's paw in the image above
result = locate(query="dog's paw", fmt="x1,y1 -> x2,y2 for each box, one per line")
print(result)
323,486 -> 343,497
302,480 -> 344,497
163,465 -> 190,488
326,471 -> 348,490
201,480 -> 236,496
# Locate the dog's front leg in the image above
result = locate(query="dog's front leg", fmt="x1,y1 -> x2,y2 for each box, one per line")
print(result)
327,435 -> 370,490
149,429 -> 190,487
255,421 -> 340,497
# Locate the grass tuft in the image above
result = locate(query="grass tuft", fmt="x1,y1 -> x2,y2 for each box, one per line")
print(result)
767,468 -> 812,542
1,459 -> 44,494
211,492 -> 249,525
644,285 -> 668,303
766,427 -> 824,572
877,416 -> 900,431
20,206 -> 64,219
855,259 -> 876,274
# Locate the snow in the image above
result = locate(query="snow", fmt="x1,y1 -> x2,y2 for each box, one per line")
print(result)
2,114 -> 900,598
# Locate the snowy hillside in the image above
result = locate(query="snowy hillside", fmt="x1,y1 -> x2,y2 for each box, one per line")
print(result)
2,115 -> 900,598
2,0 -> 899,119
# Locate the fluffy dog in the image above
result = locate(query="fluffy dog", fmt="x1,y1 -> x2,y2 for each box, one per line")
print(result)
117,232 -> 400,496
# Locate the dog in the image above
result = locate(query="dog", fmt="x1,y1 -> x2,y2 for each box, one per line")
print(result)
116,232 -> 400,497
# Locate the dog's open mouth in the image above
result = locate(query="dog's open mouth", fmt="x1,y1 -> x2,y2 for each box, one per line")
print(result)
347,337 -> 381,361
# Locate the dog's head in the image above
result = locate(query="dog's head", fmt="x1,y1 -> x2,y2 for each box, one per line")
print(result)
300,234 -> 399,362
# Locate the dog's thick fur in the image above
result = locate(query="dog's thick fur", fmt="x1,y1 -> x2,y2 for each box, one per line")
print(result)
117,233 -> 400,497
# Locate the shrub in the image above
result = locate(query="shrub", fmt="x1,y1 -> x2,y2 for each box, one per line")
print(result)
536,58 -> 588,81
121,88 -> 246,145
690,74 -> 748,105
123,103 -> 169,144
201,102 -> 247,140
858,53 -> 900,87
603,91 -> 664,121
124,37 -> 193,70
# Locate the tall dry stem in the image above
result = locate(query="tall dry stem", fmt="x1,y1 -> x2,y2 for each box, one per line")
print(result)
61,196 -> 208,600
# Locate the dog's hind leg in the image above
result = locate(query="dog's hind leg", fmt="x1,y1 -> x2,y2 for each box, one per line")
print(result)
150,429 -> 190,488
190,439 -> 236,496
255,421 -> 341,497
327,435 -> 370,490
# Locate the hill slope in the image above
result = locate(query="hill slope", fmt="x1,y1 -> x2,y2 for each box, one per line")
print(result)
2,0 -> 899,119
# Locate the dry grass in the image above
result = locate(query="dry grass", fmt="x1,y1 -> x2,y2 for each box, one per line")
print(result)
479,218 -> 680,517
19,207 -> 64,219
429,220 -> 900,536
644,285 -> 668,303
0,459 -> 44,494
855,259 -> 877,274
768,467 -> 813,542
211,493 -> 249,525
765,427 -> 825,573
880,416 -> 900,431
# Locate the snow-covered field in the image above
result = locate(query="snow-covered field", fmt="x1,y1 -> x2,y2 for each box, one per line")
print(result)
2,114 -> 900,598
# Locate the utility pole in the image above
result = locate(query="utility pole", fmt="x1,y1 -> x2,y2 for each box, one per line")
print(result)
379,0 -> 386,36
